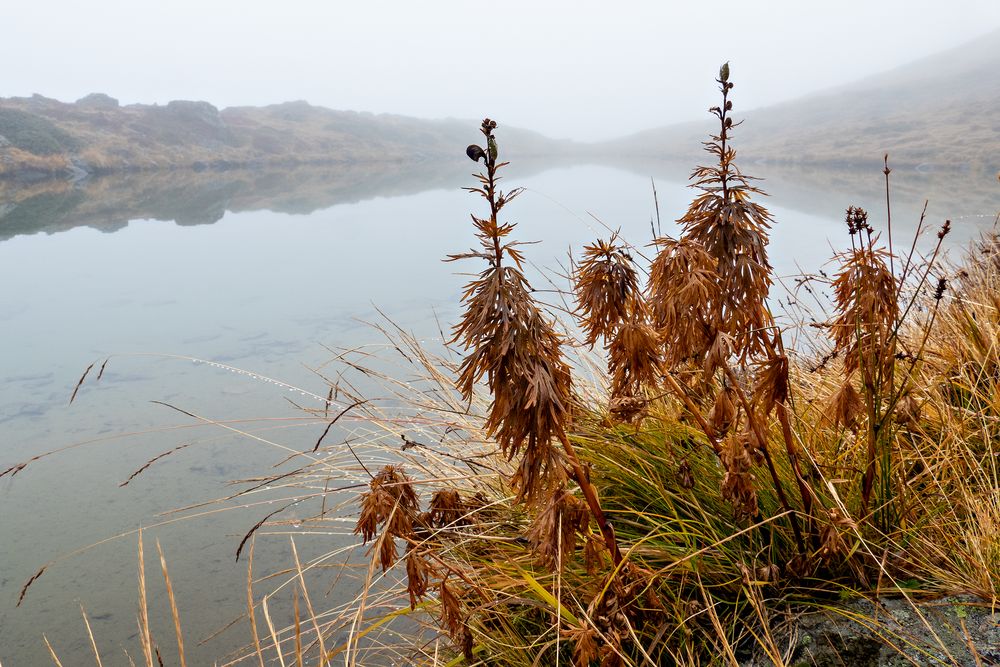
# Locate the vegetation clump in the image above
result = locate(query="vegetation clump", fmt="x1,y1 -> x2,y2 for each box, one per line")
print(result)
335,64 -> 998,666
0,107 -> 81,155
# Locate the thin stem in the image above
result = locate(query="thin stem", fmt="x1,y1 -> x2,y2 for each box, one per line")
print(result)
483,130 -> 502,265
884,155 -> 895,281
897,201 -> 929,292
719,363 -> 807,554
718,80 -> 730,202
660,372 -> 722,456
558,432 -> 623,566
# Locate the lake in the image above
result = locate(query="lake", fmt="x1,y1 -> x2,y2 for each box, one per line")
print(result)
0,158 -> 994,664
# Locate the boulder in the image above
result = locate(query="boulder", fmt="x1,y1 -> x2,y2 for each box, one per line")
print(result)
165,100 -> 225,129
75,93 -> 120,109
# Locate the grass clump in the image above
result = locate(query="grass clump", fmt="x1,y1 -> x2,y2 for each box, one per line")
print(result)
330,64 -> 999,666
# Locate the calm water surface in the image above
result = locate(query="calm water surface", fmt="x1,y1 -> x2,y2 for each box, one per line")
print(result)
0,160 -> 992,664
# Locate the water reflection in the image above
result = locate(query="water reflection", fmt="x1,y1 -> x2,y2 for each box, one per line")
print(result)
0,158 -> 556,240
609,158 -> 998,247
3,159 -> 994,244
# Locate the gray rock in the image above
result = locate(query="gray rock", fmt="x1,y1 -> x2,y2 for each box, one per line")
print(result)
164,100 -> 225,128
741,596 -> 999,666
75,93 -> 119,109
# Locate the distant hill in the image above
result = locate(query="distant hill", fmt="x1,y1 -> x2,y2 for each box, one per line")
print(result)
0,95 -> 569,180
603,28 -> 1000,171
4,29 -> 997,182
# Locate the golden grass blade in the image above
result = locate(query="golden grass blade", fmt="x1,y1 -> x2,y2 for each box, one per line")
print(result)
343,501 -> 391,667
324,604 -> 427,662
80,603 -> 104,667
959,616 -> 985,667
261,594 -> 287,667
120,444 -> 190,487
42,635 -> 64,667
17,563 -> 49,607
514,565 -> 579,626
294,587 -> 304,667
555,513 -> 561,667
246,538 -> 266,667
155,539 -> 187,667
698,586 -> 739,667
290,536 -> 327,665
136,528 -> 154,667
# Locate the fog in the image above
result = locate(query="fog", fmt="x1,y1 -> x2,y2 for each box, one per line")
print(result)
5,0 -> 1000,140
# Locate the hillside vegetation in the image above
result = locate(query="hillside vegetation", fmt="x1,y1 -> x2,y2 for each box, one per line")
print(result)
0,94 -> 564,179
606,28 -> 1000,171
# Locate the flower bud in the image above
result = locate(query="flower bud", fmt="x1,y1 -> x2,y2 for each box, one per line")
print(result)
466,144 -> 486,162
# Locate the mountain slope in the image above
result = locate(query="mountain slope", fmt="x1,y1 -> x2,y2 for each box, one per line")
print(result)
0,96 -> 568,179
606,28 -> 1000,171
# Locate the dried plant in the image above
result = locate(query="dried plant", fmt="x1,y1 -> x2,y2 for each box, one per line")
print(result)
574,235 -> 643,347
449,118 -> 572,503
560,621 -> 600,667
672,62 -> 773,361
719,433 -> 759,520
451,119 -> 623,563
826,182 -> 951,525
299,66 -> 996,667
353,465 -> 420,572
830,219 -> 900,515
404,545 -> 431,610
606,317 -> 663,403
428,489 -> 467,529
645,64 -> 776,381
525,485 -> 590,570
647,237 -> 722,367
831,212 -> 899,392
575,235 -> 663,420
640,65 -> 812,545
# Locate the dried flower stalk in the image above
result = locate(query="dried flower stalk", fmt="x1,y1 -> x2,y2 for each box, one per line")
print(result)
453,119 -> 623,564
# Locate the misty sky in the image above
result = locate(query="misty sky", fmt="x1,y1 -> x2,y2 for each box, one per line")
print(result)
5,0 -> 1000,140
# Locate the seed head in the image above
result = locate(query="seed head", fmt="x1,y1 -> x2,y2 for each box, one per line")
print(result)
933,277 -> 947,300
938,219 -> 951,239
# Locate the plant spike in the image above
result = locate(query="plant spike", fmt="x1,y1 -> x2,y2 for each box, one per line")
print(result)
450,118 -> 623,565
